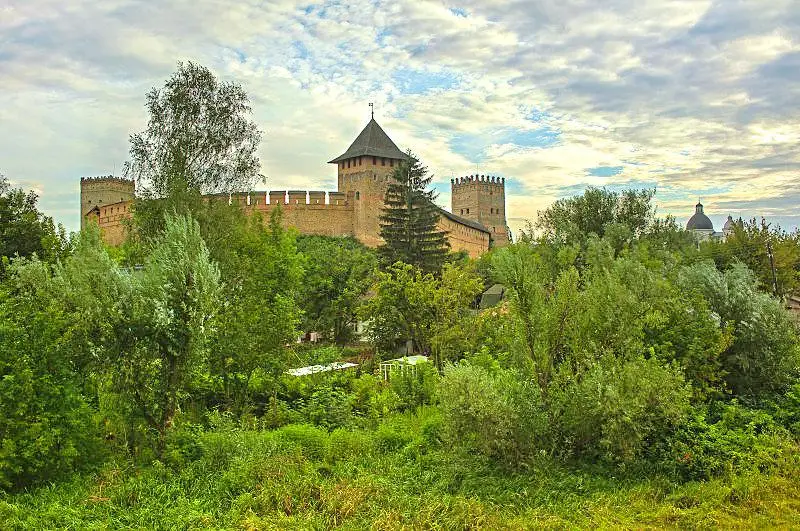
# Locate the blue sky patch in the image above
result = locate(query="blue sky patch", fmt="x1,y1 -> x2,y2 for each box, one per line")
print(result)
450,126 -> 561,162
450,7 -> 468,17
392,68 -> 460,94
292,40 -> 310,60
586,166 -> 623,177
523,108 -> 548,122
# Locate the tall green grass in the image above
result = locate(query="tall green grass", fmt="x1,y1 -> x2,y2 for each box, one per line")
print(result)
2,411 -> 800,529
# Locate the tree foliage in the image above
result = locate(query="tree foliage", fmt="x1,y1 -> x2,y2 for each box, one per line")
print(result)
210,208 -> 303,412
0,174 -> 67,272
296,235 -> 376,344
701,218 -> 800,297
55,216 -> 221,451
491,243 -> 579,395
378,155 -> 450,274
124,61 -> 262,198
536,187 -> 656,246
678,261 -> 800,397
361,262 -> 482,358
0,258 -> 100,490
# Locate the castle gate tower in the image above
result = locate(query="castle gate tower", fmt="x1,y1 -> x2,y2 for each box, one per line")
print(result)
328,117 -> 410,247
451,175 -> 510,247
80,176 -> 135,230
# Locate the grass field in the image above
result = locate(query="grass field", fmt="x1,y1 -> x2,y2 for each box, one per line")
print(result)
3,411 -> 799,530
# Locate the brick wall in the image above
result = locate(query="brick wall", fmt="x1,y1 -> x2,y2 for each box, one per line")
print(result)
438,215 -> 491,258
87,188 -> 491,256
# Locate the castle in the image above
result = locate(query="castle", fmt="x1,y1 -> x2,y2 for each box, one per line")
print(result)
81,118 -> 510,257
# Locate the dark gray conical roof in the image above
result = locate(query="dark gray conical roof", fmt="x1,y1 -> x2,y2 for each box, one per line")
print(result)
686,202 -> 714,231
328,118 -> 410,163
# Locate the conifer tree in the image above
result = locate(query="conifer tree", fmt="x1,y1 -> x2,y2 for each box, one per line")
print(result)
378,154 -> 449,274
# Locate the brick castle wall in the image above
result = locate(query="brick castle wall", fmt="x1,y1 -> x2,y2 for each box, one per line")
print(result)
82,176 -> 493,257
88,200 -> 133,246
438,214 -> 491,258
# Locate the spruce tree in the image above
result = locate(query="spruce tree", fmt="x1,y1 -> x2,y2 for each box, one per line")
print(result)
378,154 -> 450,274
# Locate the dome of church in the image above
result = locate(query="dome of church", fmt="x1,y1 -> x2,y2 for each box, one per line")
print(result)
723,215 -> 735,231
686,202 -> 714,231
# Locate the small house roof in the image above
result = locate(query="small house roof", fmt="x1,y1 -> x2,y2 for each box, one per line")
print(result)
479,284 -> 506,309
286,361 -> 358,376
382,355 -> 429,366
329,118 -> 411,163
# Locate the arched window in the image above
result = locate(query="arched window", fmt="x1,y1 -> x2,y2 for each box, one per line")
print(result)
373,156 -> 377,165
381,158 -> 386,166
390,159 -> 394,167
355,191 -> 360,200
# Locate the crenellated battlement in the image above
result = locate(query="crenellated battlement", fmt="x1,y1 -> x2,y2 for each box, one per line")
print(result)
80,175 -> 135,185
451,175 -> 505,187
228,190 -> 353,207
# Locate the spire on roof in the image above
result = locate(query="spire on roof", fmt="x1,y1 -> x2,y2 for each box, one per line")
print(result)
328,117 -> 410,164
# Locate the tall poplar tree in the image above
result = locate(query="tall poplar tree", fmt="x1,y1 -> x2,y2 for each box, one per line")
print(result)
378,154 -> 449,274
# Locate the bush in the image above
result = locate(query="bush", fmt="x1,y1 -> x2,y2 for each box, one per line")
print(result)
328,428 -> 373,462
276,424 -> 329,460
390,361 -> 439,411
0,318 -> 102,490
664,402 -> 796,480
438,362 -> 547,464
299,385 -> 353,430
678,262 -> 800,397
374,424 -> 413,452
553,355 -> 692,465
0,362 -> 100,491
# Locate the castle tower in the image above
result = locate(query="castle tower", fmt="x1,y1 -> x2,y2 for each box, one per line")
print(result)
328,117 -> 410,247
451,175 -> 510,247
80,176 -> 135,229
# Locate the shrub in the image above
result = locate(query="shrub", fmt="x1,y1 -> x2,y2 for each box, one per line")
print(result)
553,355 -> 692,465
276,424 -> 329,460
0,358 -> 100,490
390,361 -> 439,411
678,262 -> 800,397
374,424 -> 413,452
0,304 -> 103,490
328,428 -> 373,462
299,385 -> 353,430
438,362 -> 547,464
663,402 -> 795,480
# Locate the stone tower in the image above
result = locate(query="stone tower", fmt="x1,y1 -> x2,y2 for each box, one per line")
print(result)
80,176 -> 135,229
328,118 -> 410,247
451,175 -> 510,247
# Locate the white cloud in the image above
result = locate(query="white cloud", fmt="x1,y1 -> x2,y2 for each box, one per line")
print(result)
1,0 -> 798,236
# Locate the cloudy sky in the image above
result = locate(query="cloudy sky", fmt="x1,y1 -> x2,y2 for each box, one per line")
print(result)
2,0 -> 799,236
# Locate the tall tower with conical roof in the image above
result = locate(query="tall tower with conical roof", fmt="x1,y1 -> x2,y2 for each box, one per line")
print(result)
328,117 -> 410,246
